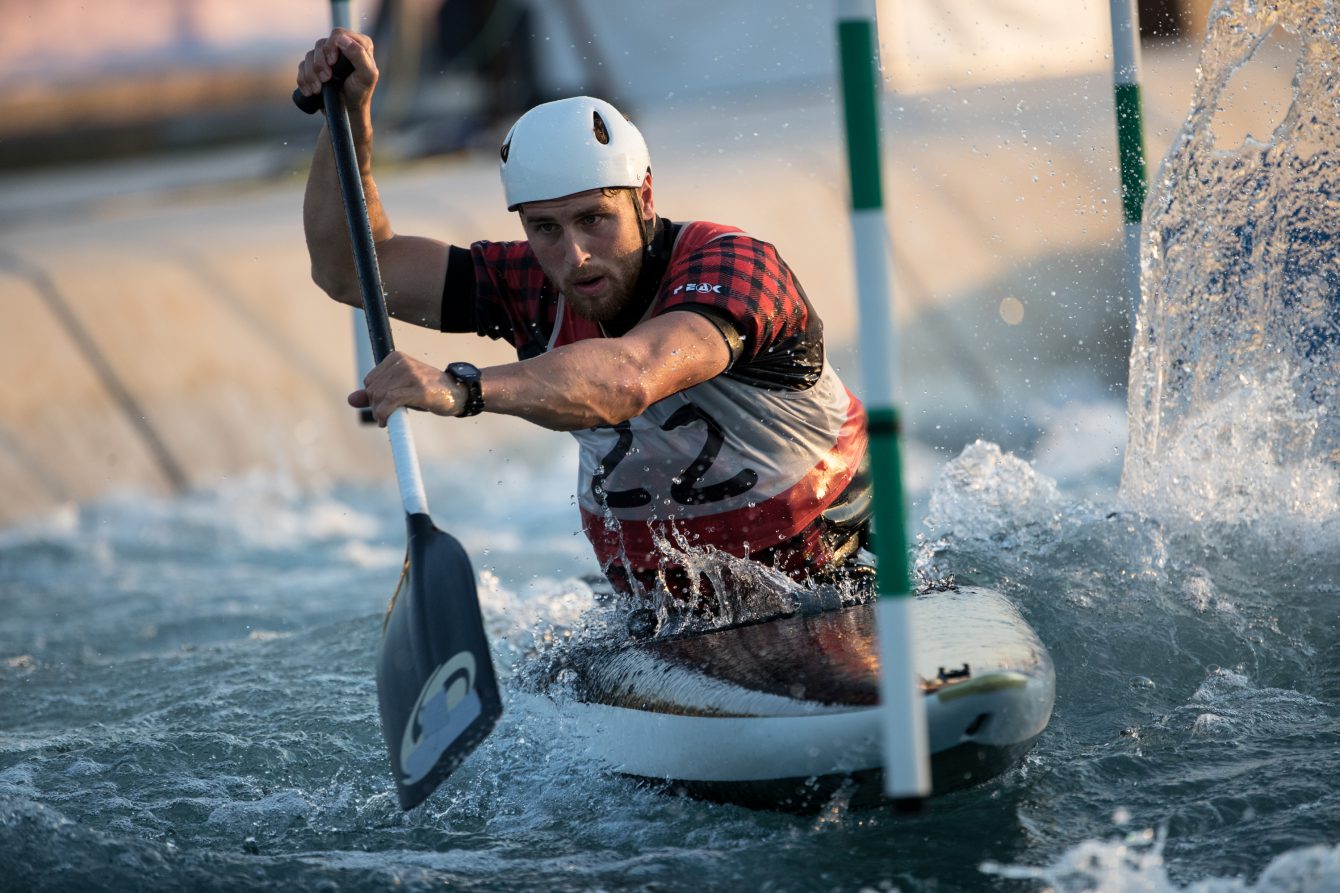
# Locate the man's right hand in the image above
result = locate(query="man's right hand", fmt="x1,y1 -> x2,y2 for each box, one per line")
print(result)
296,29 -> 379,113
299,26 -> 451,330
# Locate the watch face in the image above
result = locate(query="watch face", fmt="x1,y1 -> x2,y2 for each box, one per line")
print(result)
448,362 -> 479,382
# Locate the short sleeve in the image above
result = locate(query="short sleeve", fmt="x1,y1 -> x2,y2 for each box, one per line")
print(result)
440,245 -> 478,333
654,232 -> 824,390
455,240 -> 554,351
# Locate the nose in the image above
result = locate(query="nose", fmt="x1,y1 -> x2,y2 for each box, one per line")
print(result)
561,231 -> 592,269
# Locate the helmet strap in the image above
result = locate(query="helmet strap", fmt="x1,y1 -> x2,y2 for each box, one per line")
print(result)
630,185 -> 656,255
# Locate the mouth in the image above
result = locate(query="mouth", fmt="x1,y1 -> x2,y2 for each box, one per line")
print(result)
569,274 -> 607,298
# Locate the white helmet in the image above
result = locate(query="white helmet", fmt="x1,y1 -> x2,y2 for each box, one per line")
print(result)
500,96 -> 651,210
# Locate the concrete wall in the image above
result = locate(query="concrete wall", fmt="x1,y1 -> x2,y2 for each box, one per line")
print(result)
0,155 -> 535,525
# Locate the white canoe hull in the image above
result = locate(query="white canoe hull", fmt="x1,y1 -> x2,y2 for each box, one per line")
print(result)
553,587 -> 1054,811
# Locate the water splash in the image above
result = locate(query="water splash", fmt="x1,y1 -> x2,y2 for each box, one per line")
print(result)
984,831 -> 1340,893
921,440 -> 1066,545
1123,0 -> 1340,529
640,524 -> 807,632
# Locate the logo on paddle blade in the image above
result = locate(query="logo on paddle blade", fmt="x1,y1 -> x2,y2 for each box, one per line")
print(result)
399,651 -> 483,785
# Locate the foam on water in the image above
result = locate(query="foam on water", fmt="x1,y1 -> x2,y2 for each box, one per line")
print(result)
985,831 -> 1340,893
912,433 -> 1340,892
945,4 -> 1340,884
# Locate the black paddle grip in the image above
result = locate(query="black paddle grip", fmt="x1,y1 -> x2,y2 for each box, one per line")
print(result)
300,55 -> 397,365
292,56 -> 356,114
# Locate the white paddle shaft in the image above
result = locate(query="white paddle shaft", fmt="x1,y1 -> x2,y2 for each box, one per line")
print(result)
387,409 -> 430,517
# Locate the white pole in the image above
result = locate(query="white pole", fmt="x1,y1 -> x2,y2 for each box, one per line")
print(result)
835,0 -> 931,808
1109,0 -> 1148,331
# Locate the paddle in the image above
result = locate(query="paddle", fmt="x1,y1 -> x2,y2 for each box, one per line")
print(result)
325,1 -> 378,426
294,58 -> 502,811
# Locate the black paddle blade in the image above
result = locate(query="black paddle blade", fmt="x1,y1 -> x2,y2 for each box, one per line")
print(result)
375,512 -> 502,811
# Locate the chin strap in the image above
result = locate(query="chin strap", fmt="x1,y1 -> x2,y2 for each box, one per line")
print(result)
630,181 -> 657,255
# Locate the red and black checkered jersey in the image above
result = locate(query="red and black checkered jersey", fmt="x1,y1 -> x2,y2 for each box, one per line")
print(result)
654,223 -> 824,390
440,218 -> 825,390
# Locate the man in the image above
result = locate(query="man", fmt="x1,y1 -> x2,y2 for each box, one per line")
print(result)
298,30 -> 872,613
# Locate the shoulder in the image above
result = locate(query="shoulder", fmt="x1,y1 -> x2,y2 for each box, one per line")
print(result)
469,238 -> 536,268
669,220 -> 775,263
673,220 -> 747,252
460,239 -> 555,351
662,220 -> 793,299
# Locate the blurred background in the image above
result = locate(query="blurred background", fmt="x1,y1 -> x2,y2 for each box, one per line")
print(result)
0,0 -> 1289,528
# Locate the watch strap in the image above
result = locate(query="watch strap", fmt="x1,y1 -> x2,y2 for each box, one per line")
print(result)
446,362 -> 484,417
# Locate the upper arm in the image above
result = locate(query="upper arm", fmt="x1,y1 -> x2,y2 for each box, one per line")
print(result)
375,234 -> 450,330
615,309 -> 732,406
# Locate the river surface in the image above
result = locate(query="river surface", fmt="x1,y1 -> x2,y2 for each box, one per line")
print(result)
5,0 -> 1340,890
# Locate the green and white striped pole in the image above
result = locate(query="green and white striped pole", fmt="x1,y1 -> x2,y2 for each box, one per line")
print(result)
1110,0 -> 1148,330
330,0 -> 378,425
835,0 -> 930,807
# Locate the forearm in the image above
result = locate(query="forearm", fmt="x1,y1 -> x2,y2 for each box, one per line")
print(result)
474,312 -> 731,430
302,107 -> 394,306
357,313 -> 729,429
352,344 -> 644,430
482,342 -> 652,431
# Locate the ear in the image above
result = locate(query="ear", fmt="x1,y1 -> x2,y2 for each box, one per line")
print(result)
638,172 -> 655,220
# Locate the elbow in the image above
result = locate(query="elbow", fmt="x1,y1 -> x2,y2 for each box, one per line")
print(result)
308,262 -> 333,296
589,374 -> 653,427
309,262 -> 358,308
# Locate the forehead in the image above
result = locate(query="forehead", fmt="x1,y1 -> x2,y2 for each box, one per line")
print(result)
518,188 -> 625,221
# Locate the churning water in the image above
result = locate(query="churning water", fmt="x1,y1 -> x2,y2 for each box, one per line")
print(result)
6,1 -> 1340,890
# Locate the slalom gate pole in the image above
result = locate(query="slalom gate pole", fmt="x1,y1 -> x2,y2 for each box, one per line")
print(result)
1110,0 -> 1148,332
835,0 -> 930,809
330,0 -> 378,425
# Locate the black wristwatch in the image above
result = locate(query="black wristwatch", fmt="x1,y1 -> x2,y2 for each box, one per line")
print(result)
446,362 -> 485,417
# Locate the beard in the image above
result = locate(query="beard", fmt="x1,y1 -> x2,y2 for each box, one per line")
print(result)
559,244 -> 644,322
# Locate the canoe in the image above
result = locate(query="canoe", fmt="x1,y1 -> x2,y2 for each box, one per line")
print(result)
550,586 -> 1055,812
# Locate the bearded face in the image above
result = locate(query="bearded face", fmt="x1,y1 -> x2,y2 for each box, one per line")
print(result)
518,184 -> 653,322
